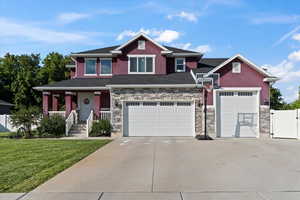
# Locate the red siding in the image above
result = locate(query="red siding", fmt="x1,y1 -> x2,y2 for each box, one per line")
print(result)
114,36 -> 166,74
75,36 -> 199,76
207,58 -> 269,105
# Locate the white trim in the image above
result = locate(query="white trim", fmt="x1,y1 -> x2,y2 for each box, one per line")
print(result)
115,32 -> 169,51
34,86 -> 108,91
169,53 -> 202,57
206,54 -> 273,77
138,40 -> 145,50
128,55 -> 156,74
84,58 -> 97,76
190,70 -> 196,81
107,84 -> 196,88
175,58 -> 186,72
71,53 -> 114,57
263,77 -> 280,82
99,58 -> 113,76
232,62 -> 241,73
66,64 -> 75,68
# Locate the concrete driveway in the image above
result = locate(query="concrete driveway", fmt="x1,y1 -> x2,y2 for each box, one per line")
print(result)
19,137 -> 300,199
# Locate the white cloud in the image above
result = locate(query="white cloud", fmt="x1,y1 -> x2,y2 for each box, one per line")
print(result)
0,17 -> 89,44
167,11 -> 198,22
251,15 -> 300,25
292,33 -> 300,41
57,12 -> 90,24
174,43 -> 212,54
287,86 -> 295,91
194,45 -> 212,53
288,50 -> 300,62
273,25 -> 300,46
116,28 -> 180,43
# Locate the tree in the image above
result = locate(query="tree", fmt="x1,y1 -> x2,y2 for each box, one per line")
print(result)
270,86 -> 286,110
10,106 -> 41,138
11,54 -> 41,108
38,52 -> 71,84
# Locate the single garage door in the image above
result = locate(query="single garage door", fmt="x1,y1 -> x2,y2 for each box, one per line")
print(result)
123,101 -> 195,136
216,91 -> 259,138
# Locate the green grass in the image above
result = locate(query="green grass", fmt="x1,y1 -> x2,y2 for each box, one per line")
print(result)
0,132 -> 11,138
0,138 -> 111,192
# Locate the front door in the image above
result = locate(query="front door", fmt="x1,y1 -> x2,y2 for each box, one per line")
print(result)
78,93 -> 94,121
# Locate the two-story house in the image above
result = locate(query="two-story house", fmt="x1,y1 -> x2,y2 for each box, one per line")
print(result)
35,33 -> 278,138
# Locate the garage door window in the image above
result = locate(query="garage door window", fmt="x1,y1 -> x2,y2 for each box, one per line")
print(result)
219,92 -> 234,96
143,102 -> 157,106
238,92 -> 253,96
160,102 -> 174,106
177,102 -> 191,106
126,102 -> 140,106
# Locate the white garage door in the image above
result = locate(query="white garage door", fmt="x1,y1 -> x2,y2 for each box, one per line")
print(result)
216,91 -> 259,138
123,101 -> 195,136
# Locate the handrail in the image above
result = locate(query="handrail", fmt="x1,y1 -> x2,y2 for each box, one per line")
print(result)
49,111 -> 66,118
65,110 -> 77,136
100,110 -> 112,121
86,110 -> 94,137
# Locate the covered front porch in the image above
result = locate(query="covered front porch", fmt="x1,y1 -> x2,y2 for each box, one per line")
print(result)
42,90 -> 111,121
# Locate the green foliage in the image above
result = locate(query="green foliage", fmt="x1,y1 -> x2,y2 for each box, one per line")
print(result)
90,120 -> 112,137
37,115 -> 66,138
284,99 -> 300,110
0,52 -> 71,109
10,106 -> 41,138
270,86 -> 286,110
8,132 -> 22,139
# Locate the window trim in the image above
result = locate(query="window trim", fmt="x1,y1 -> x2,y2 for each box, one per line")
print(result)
128,54 -> 155,74
84,58 -> 97,76
99,58 -> 112,76
175,58 -> 186,72
232,62 -> 241,73
138,40 -> 145,50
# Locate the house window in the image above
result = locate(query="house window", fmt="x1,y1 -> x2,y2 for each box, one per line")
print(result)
175,58 -> 185,72
100,59 -> 112,75
85,58 -> 96,75
138,40 -> 145,50
128,55 -> 155,74
232,62 -> 241,73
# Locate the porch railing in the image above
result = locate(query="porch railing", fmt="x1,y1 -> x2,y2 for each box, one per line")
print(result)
49,111 -> 66,118
86,110 -> 94,137
65,110 -> 78,136
100,111 -> 112,121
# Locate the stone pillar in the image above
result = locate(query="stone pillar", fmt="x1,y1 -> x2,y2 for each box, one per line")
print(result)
65,91 -> 74,117
94,91 -> 101,119
52,94 -> 59,111
42,91 -> 50,116
260,106 -> 270,138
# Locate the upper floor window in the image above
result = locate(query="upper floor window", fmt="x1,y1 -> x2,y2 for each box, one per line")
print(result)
100,59 -> 112,75
138,40 -> 145,50
232,62 -> 241,73
128,55 -> 155,74
85,58 -> 96,75
175,58 -> 185,72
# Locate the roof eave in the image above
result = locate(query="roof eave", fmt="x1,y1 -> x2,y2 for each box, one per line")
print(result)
106,84 -> 196,88
33,86 -> 108,91
70,53 -> 115,57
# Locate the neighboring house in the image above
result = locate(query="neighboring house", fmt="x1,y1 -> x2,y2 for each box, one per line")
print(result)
0,100 -> 14,114
34,33 -> 278,138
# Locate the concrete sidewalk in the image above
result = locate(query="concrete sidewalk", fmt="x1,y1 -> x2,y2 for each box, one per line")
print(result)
2,191 -> 300,200
3,137 -> 300,199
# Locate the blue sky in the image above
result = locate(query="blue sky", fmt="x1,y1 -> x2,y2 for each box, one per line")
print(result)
0,0 -> 300,102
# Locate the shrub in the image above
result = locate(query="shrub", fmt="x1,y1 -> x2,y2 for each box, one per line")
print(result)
37,115 -> 65,138
8,132 -> 22,139
90,119 -> 112,137
10,106 -> 41,138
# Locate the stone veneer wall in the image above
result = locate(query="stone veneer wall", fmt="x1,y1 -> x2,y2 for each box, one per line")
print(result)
205,107 -> 216,138
260,106 -> 270,138
110,88 -> 203,136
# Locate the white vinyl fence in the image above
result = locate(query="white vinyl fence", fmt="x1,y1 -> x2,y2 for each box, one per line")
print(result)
0,114 -> 18,132
270,109 -> 299,139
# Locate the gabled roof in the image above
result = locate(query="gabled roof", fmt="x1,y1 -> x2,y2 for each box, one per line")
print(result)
74,45 -> 120,54
192,58 -> 229,73
0,100 -> 13,106
115,32 -> 169,51
206,54 -> 273,77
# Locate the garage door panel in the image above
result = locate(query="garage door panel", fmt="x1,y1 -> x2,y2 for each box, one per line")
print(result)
124,101 -> 194,137
217,91 -> 259,138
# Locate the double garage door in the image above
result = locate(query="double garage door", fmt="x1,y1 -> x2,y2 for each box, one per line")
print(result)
123,101 -> 195,137
216,90 -> 259,138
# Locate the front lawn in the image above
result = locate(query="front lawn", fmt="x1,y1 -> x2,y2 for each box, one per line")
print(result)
0,138 -> 111,192
0,132 -> 11,138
